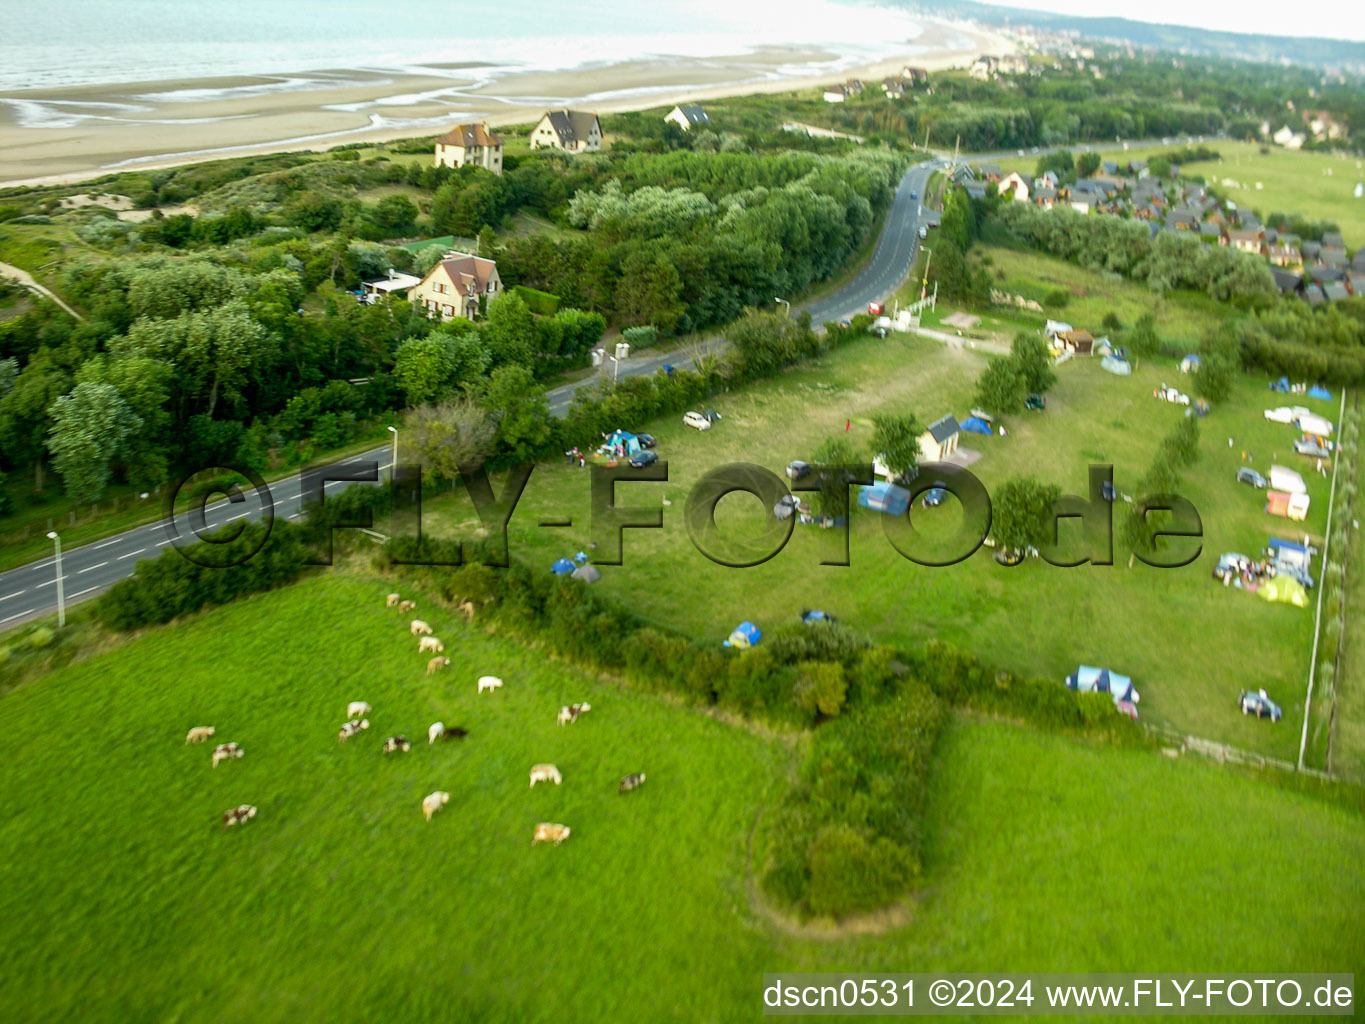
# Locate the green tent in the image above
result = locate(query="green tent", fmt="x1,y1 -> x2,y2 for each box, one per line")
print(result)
1259,577 -> 1307,608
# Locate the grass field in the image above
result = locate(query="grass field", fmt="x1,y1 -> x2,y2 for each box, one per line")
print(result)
420,332 -> 1336,759
1098,140 -> 1365,246
3,576 -> 1361,1021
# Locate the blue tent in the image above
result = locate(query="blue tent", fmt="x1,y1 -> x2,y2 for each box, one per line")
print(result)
603,429 -> 641,456
1269,376 -> 1291,393
961,415 -> 994,435
551,557 -> 575,575
1066,665 -> 1139,705
1308,385 -> 1332,401
857,481 -> 910,516
724,621 -> 762,648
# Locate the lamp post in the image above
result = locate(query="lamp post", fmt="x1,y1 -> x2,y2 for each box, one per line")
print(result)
387,425 -> 398,481
46,531 -> 65,628
774,296 -> 790,317
609,355 -> 622,383
920,247 -> 933,302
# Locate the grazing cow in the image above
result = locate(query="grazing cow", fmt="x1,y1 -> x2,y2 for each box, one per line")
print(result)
428,722 -> 468,743
418,636 -> 444,654
410,620 -> 433,636
398,600 -> 417,612
619,772 -> 647,793
459,601 -> 476,619
557,702 -> 593,726
532,822 -> 571,846
477,675 -> 503,694
529,763 -> 562,788
185,726 -> 215,744
211,742 -> 243,768
338,718 -> 370,743
422,791 -> 451,821
386,593 -> 400,608
427,656 -> 452,675
382,736 -> 411,755
222,805 -> 257,828
346,701 -> 371,719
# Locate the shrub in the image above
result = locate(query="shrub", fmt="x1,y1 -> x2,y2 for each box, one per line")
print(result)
512,284 -> 560,315
1044,287 -> 1070,308
621,325 -> 659,349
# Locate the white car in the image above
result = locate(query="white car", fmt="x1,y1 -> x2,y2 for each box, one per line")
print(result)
1265,406 -> 1310,423
683,411 -> 712,431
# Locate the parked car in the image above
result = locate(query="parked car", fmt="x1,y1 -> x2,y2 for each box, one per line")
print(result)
1236,467 -> 1267,488
635,433 -> 657,449
1238,689 -> 1283,721
910,190 -> 918,200
1025,393 -> 1046,410
1100,480 -> 1117,502
922,481 -> 948,507
703,408 -> 723,423
786,460 -> 812,480
628,450 -> 658,469
683,411 -> 712,431
1294,438 -> 1331,459
918,226 -> 928,240
868,302 -> 885,316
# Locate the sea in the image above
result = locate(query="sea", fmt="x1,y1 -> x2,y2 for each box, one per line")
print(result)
0,0 -> 932,95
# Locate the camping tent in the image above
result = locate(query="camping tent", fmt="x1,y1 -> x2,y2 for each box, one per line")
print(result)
1269,376 -> 1291,393
961,415 -> 994,435
802,610 -> 835,625
1180,354 -> 1201,373
551,557 -> 575,575
571,564 -> 602,583
1186,398 -> 1210,418
1308,385 -> 1332,401
1065,666 -> 1140,704
1259,577 -> 1307,607
602,429 -> 642,457
724,621 -> 762,648
857,481 -> 910,516
1101,355 -> 1132,376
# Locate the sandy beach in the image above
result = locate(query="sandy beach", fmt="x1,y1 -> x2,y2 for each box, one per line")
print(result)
0,18 -> 1011,188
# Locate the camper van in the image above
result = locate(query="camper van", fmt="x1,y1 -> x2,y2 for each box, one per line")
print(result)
1268,465 -> 1307,493
1266,491 -> 1310,521
1295,413 -> 1334,436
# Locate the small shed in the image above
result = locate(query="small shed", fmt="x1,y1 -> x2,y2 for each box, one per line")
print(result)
919,414 -> 961,461
1180,354 -> 1201,373
1056,329 -> 1093,355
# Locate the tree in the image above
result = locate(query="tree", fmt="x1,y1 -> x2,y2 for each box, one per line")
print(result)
973,356 -> 1025,415
811,435 -> 857,517
480,291 -> 537,368
1195,329 -> 1238,403
0,352 -> 71,491
480,363 -> 554,462
992,476 -> 1062,553
392,331 -> 488,407
46,382 -> 142,504
372,193 -> 418,236
869,413 -> 923,482
1009,332 -> 1056,395
793,660 -> 849,719
1075,151 -> 1101,178
476,225 -> 499,260
414,244 -> 447,276
75,354 -> 173,490
1126,312 -> 1161,358
1034,149 -> 1075,184
403,398 -> 495,484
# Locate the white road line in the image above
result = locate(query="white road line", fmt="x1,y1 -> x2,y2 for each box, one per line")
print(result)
36,578 -> 56,588
94,538 -> 122,550
155,538 -> 173,546
0,589 -> 24,600
117,549 -> 147,560
79,562 -> 108,573
71,586 -> 100,598
1,610 -> 30,624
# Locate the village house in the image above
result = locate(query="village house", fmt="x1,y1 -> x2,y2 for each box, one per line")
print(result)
882,78 -> 907,98
902,66 -> 929,85
969,56 -> 995,81
998,170 -> 1032,202
664,104 -> 710,131
1267,242 -> 1301,267
1033,185 -> 1058,209
822,85 -> 848,103
1227,228 -> 1265,256
433,123 -> 503,174
410,252 -> 502,322
919,416 -> 961,462
529,110 -> 603,153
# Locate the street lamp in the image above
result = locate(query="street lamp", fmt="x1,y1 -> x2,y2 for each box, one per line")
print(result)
774,297 -> 790,317
46,531 -> 65,628
609,354 -> 623,383
920,247 -> 933,302
387,425 -> 398,481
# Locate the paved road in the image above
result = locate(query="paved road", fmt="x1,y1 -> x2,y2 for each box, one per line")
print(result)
0,157 -> 948,628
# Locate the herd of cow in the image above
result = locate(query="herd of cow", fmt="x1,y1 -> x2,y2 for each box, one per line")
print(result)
181,589 -> 647,839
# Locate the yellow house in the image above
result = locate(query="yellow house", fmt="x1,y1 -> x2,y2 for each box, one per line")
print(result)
919,415 -> 961,462
434,123 -> 503,174
410,252 -> 502,322
528,109 -> 602,153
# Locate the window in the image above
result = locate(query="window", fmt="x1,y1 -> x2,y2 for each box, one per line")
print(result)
442,304 -> 454,317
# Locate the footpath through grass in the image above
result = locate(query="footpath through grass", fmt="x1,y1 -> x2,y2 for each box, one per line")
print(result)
3,574 -> 1361,1020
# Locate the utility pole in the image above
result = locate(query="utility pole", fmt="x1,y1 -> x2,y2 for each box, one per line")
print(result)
920,248 -> 933,303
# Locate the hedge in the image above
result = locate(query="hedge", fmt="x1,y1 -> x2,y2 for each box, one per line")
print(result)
513,284 -> 561,315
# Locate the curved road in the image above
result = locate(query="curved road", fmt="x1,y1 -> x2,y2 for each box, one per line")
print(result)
0,158 -> 946,628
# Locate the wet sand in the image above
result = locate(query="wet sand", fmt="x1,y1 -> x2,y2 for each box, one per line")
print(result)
0,19 -> 1011,187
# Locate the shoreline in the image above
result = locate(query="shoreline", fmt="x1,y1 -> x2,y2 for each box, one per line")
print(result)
0,18 -> 1011,189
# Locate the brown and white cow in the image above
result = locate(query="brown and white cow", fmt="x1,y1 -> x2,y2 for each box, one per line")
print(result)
619,772 -> 647,793
222,805 -> 257,827
557,702 -> 592,726
427,656 -> 452,675
338,719 -> 370,743
211,742 -> 243,768
532,822 -> 571,845
382,736 -> 411,755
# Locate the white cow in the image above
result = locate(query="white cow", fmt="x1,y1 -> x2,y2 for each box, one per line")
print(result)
410,620 -> 433,636
529,763 -> 562,787
423,791 -> 451,821
398,600 -> 417,612
385,593 -> 400,608
477,675 -> 503,694
418,636 -> 444,654
428,721 -> 445,745
211,742 -> 243,768
347,701 -> 371,719
185,726 -> 215,744
532,822 -> 571,845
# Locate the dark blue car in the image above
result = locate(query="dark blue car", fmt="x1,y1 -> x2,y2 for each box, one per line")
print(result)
1238,689 -> 1283,721
922,481 -> 948,507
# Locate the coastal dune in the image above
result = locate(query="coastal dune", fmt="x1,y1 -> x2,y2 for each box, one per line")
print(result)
0,19 -> 1010,187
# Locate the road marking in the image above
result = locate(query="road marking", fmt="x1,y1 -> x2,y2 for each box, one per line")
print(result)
79,562 -> 108,573
0,590 -> 24,600
36,578 -> 55,588
117,549 -> 147,560
155,538 -> 173,546
71,586 -> 100,598
1,610 -> 30,624
94,538 -> 123,550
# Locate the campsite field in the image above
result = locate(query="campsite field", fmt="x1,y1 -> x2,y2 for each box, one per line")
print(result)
421,332 -> 1335,760
3,574 -> 1362,1020
1098,139 -> 1365,246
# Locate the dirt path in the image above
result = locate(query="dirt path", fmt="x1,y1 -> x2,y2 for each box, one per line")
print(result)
0,260 -> 83,320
